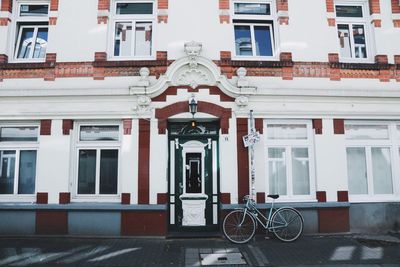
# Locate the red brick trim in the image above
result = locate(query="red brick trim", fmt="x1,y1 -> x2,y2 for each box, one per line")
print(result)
376,55 -> 390,82
121,193 -> 131,205
318,208 -> 350,233
37,192 -> 48,204
255,118 -> 264,134
328,53 -> 341,81
123,119 -> 132,135
316,191 -> 327,202
1,0 -> 12,12
276,0 -> 289,25
36,211 -> 68,235
220,193 -> 231,204
121,211 -> 167,236
220,51 -> 232,79
333,119 -> 345,135
326,0 -> 335,26
155,100 -> 232,134
0,17 -> 10,26
369,0 -> 381,27
152,86 -> 234,102
157,193 -> 167,204
62,119 -> 73,135
337,190 -> 349,202
312,119 -> 323,135
237,118 -> 249,202
40,120 -> 52,136
280,52 -> 293,80
391,0 -> 400,27
138,119 -> 150,204
395,55 -> 400,82
256,192 -> 265,204
98,0 -> 110,10
50,0 -> 59,11
0,54 -> 8,64
59,192 -> 70,204
158,0 -> 168,23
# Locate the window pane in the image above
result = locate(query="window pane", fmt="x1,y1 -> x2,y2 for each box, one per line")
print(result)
336,5 -> 363,18
114,22 -> 133,57
135,22 -> 152,56
80,126 -> 119,141
116,3 -> 153,14
0,127 -> 38,142
292,148 -> 310,195
17,27 -> 34,59
235,26 -> 252,56
267,124 -> 308,140
346,147 -> 368,194
20,4 -> 49,16
372,148 -> 393,194
338,24 -> 352,58
254,26 -> 273,56
268,148 -> 287,195
345,124 -> 389,140
352,25 -> 367,59
234,3 -> 270,15
100,150 -> 118,194
0,151 -> 16,194
78,150 -> 96,194
18,151 -> 36,194
33,28 -> 48,59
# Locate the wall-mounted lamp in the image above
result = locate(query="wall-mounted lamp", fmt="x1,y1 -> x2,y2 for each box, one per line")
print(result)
189,96 -> 198,118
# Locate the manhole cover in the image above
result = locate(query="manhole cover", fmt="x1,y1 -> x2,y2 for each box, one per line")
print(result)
200,252 -> 246,266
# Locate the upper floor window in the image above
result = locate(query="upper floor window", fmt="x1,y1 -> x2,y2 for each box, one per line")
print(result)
265,121 -> 315,200
111,1 -> 155,59
0,125 -> 38,195
232,1 -> 276,58
335,1 -> 371,61
13,2 -> 49,61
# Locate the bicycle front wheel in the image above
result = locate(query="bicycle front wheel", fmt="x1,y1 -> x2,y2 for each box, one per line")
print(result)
271,207 -> 303,242
223,210 -> 256,244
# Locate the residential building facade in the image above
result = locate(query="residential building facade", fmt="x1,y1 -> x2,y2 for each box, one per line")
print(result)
0,0 -> 399,236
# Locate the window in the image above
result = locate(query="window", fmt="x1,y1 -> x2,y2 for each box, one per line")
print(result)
265,121 -> 315,200
345,122 -> 399,198
111,1 -> 154,58
13,2 -> 49,61
335,2 -> 371,60
0,126 -> 38,195
76,124 -> 121,196
233,1 -> 276,57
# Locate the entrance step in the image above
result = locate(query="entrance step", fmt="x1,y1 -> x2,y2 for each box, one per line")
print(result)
167,231 -> 223,239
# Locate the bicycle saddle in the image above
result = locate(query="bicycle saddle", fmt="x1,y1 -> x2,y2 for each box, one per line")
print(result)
267,194 -> 280,199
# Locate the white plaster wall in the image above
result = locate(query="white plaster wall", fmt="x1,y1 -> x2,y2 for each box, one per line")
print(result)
284,0 -> 338,62
253,131 -> 266,199
120,119 -> 139,204
219,116 -> 239,204
149,119 -> 168,204
36,119 -> 71,204
314,119 -> 348,202
50,0 -> 106,61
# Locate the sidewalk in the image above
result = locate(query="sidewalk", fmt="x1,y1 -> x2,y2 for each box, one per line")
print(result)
0,234 -> 399,266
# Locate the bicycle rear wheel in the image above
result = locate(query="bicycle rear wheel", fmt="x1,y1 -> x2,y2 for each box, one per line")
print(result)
271,207 -> 303,242
223,210 -> 256,244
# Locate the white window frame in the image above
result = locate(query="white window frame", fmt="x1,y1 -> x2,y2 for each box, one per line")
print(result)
335,0 -> 375,63
264,120 -> 316,202
0,123 -> 39,202
231,0 -> 279,60
345,121 -> 400,202
9,1 -> 50,63
108,0 -> 156,60
72,121 -> 122,202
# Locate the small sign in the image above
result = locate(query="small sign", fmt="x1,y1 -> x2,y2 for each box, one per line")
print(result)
243,131 -> 260,147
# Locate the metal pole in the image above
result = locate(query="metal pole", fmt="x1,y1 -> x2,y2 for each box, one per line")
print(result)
249,110 -> 256,201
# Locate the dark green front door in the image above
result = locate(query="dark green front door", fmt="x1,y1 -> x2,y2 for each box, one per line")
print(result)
168,122 -> 219,232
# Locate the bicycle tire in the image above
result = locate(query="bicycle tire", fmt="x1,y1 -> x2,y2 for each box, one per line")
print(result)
271,207 -> 303,242
223,209 -> 256,244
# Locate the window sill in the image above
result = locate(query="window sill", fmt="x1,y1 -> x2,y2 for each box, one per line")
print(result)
232,55 -> 278,61
349,196 -> 400,203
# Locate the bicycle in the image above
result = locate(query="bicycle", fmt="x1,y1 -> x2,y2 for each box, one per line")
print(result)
223,194 -> 304,244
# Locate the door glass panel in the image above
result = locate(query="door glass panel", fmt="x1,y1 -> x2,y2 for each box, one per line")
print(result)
0,127 -> 38,142
185,153 -> 201,194
0,151 -> 16,194
345,124 -> 388,140
18,150 -> 36,194
100,150 -> 118,194
292,148 -> 310,195
78,150 -> 96,194
372,147 -> 393,194
268,148 -> 287,195
267,124 -> 307,140
80,126 -> 119,141
346,147 -> 368,194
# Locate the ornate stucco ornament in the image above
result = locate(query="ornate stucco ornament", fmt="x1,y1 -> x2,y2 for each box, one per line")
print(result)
235,95 -> 249,108
137,67 -> 150,87
137,95 -> 151,108
236,67 -> 249,88
184,41 -> 202,69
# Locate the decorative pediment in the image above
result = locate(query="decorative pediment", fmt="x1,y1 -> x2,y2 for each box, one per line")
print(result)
172,65 -> 215,88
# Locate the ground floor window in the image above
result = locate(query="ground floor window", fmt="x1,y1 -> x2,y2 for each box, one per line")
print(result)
265,121 -> 315,199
